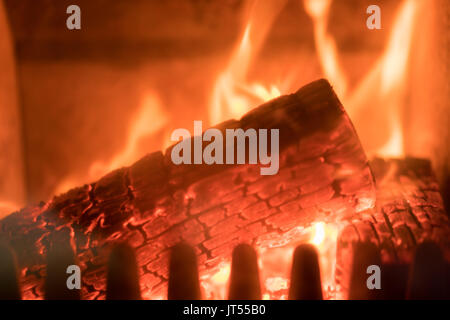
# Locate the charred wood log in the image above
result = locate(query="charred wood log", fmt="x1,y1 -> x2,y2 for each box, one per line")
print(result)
336,158 -> 450,299
0,79 -> 376,299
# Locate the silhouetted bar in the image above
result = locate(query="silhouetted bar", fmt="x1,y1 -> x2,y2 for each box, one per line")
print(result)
380,263 -> 409,299
106,243 -> 141,300
348,242 -> 382,300
168,243 -> 201,300
0,244 -> 21,300
407,241 -> 448,299
228,244 -> 261,300
44,241 -> 80,300
288,244 -> 322,300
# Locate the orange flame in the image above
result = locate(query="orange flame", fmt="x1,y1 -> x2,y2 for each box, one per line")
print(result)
87,94 -> 168,179
55,92 -> 168,194
303,0 -> 348,98
307,0 -> 418,157
209,0 -> 288,125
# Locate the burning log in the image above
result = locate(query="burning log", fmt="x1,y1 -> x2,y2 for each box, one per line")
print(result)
336,158 -> 450,299
0,79 -> 377,299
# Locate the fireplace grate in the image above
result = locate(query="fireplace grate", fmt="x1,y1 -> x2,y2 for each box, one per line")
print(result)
0,240 -> 448,300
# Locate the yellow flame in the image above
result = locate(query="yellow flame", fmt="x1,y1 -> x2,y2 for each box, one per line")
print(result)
210,263 -> 231,284
209,0 -> 287,125
201,262 -> 231,299
310,222 -> 339,299
310,221 -> 326,246
380,0 -> 417,94
307,0 -> 418,158
303,0 -> 347,98
265,277 -> 288,292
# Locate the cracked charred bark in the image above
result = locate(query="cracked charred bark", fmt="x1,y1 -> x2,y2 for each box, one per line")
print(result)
336,158 -> 450,298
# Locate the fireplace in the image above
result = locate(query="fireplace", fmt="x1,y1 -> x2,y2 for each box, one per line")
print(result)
0,0 -> 449,300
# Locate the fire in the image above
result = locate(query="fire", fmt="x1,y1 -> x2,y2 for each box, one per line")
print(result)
210,0 -> 418,157
124,0 -> 417,300
303,0 -> 347,98
265,277 -> 288,292
201,262 -> 231,300
209,0 -> 287,125
306,0 -> 418,157
27,0 -> 419,300
87,93 -> 168,179
310,221 -> 326,246
195,222 -> 340,300
198,1 -> 419,299
54,92 -> 168,194
210,263 -> 231,285
309,222 -> 340,299
62,0 -> 418,192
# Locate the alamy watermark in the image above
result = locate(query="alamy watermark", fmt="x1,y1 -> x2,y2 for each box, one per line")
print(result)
170,121 -> 279,175
66,264 -> 81,290
366,264 -> 381,290
366,5 -> 381,30
66,5 -> 81,30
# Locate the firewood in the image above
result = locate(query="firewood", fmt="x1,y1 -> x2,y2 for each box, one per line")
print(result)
336,158 -> 450,299
0,79 -> 376,299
